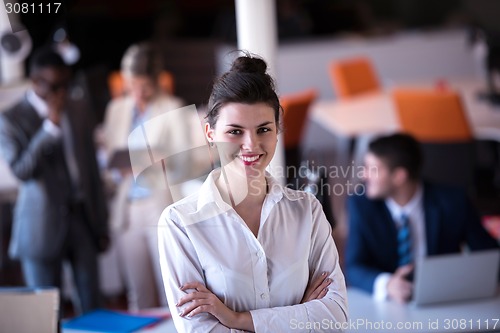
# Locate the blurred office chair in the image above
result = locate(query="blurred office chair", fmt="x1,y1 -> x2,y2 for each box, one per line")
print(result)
392,88 -> 476,195
281,89 -> 336,227
329,57 -> 380,99
280,89 -> 318,178
107,70 -> 175,99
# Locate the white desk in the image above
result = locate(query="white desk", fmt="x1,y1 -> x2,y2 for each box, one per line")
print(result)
347,288 -> 500,333
138,319 -> 177,333
62,290 -> 499,333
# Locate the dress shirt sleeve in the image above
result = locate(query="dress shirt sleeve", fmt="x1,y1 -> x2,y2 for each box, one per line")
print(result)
249,195 -> 348,332
158,208 -> 250,333
0,115 -> 60,181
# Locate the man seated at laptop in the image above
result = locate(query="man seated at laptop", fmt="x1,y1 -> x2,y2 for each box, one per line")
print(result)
345,133 -> 499,303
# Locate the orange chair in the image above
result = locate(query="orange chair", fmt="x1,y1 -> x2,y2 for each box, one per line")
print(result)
281,89 -> 318,149
392,88 -> 472,142
107,70 -> 175,99
392,88 -> 475,194
329,57 -> 380,99
280,89 -> 318,184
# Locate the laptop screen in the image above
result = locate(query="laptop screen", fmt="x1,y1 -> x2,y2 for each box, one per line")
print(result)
413,249 -> 500,306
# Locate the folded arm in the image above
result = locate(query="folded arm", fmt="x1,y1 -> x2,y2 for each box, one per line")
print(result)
158,210 -> 250,332
249,197 -> 348,332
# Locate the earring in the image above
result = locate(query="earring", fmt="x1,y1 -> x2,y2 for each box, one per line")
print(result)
209,141 -> 214,147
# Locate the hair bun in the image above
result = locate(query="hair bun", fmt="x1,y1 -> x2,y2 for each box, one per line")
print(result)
230,56 -> 267,75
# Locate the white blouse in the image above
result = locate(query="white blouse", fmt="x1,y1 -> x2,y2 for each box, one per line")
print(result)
158,169 -> 348,332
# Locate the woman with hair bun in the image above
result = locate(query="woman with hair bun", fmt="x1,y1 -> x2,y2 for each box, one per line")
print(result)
158,54 -> 348,332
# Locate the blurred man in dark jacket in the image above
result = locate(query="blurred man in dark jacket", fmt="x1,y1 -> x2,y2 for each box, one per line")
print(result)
346,133 -> 499,303
0,46 -> 109,314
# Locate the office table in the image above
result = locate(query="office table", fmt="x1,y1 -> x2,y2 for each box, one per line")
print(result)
347,288 -> 500,333
311,78 -> 500,140
311,78 -> 500,164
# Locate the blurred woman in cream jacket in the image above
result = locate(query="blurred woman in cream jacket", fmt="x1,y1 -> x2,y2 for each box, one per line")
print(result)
100,41 -> 204,310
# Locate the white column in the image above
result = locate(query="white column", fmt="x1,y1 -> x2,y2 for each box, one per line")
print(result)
235,0 -> 286,184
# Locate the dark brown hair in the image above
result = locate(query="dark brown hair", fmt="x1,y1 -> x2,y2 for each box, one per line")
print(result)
29,46 -> 68,76
205,53 -> 282,130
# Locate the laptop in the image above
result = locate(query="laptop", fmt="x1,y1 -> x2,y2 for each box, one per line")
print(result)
0,287 -> 59,333
412,249 -> 500,306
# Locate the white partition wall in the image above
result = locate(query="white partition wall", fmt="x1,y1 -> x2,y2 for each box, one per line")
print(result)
219,28 -> 484,101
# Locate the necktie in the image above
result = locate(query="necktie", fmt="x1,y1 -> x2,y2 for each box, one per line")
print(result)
398,213 -> 412,267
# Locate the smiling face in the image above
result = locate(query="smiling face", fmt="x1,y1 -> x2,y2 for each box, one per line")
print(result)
205,102 -> 278,179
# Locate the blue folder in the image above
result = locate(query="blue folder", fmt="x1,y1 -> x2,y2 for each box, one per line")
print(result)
62,309 -> 164,332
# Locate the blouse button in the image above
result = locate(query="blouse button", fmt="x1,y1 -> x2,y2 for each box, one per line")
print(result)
260,293 -> 268,300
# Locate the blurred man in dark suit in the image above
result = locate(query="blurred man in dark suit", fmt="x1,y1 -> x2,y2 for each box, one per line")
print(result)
0,46 -> 109,314
346,133 -> 499,303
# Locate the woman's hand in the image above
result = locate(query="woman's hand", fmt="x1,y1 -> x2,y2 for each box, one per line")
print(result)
301,271 -> 332,303
177,281 -> 254,331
